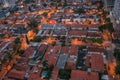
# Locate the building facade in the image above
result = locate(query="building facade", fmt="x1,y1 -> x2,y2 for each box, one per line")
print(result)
104,0 -> 115,11
111,0 -> 120,31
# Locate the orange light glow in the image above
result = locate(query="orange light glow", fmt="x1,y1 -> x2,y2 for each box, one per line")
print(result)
48,19 -> 57,24
43,37 -> 56,44
27,30 -> 36,40
71,38 -> 84,45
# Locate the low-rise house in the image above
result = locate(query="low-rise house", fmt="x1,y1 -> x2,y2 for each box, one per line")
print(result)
85,54 -> 104,72
22,46 -> 36,58
28,66 -> 42,80
91,54 -> 104,72
66,45 -> 78,69
87,46 -> 105,55
69,30 -> 87,38
87,32 -> 102,38
44,45 -> 61,66
56,54 -> 68,69
7,69 -> 26,80
112,32 -> 120,40
50,66 -> 59,80
70,70 -> 99,80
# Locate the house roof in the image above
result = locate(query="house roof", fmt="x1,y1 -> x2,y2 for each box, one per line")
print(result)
22,46 -> 35,58
70,70 -> 99,80
66,62 -> 76,69
91,54 -> 104,72
7,69 -> 26,79
69,45 -> 78,55
50,66 -> 59,80
85,55 -> 91,67
113,32 -> 120,39
87,32 -> 102,37
39,44 -> 47,51
14,63 -> 29,71
88,46 -> 105,53
61,46 -> 69,54
69,30 -> 87,36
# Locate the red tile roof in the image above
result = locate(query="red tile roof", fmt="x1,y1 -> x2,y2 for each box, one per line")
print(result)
17,57 -> 29,63
87,32 -> 102,38
85,55 -> 91,67
69,45 -> 78,55
88,46 -> 105,53
14,63 -> 29,71
7,69 -> 26,79
50,66 -> 59,80
69,30 -> 87,36
28,68 -> 42,80
112,32 -> 120,39
66,62 -> 76,69
48,54 -> 58,66
39,44 -> 47,51
70,70 -> 99,80
61,46 -> 69,54
22,47 -> 35,58
91,54 -> 104,72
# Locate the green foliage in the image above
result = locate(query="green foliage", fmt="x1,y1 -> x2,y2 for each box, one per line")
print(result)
45,65 -> 54,79
43,3 -> 47,7
74,8 -> 85,14
63,0 -> 67,7
28,19 -> 39,28
57,0 -> 61,3
42,60 -> 48,68
31,36 -> 41,42
59,69 -> 71,79
99,23 -> 114,33
87,38 -> 103,44
114,49 -> 120,61
115,63 -> 120,75
0,34 -> 5,38
14,37 -> 20,44
42,12 -> 48,17
24,0 -> 35,3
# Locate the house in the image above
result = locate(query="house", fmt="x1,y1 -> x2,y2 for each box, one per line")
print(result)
7,69 -> 26,80
70,70 -> 99,80
112,32 -> 120,40
87,46 -> 105,54
61,46 -> 69,54
69,30 -> 87,38
35,44 -> 48,59
85,54 -> 104,72
50,66 -> 59,80
28,66 -> 42,80
22,46 -> 36,58
56,54 -> 68,69
87,32 -> 102,38
91,54 -> 104,72
66,45 -> 78,69
44,45 -> 61,66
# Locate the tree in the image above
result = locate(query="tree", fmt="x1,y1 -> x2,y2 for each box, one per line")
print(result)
31,36 -> 41,42
99,23 -> 114,34
43,3 -> 47,7
63,0 -> 67,7
114,49 -> 120,61
115,63 -> 120,75
74,8 -> 85,14
42,12 -> 48,17
28,19 -> 39,28
42,60 -> 48,69
14,37 -> 20,44
59,69 -> 71,79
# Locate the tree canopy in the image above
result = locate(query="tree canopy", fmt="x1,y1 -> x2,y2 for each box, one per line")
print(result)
28,19 -> 39,28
